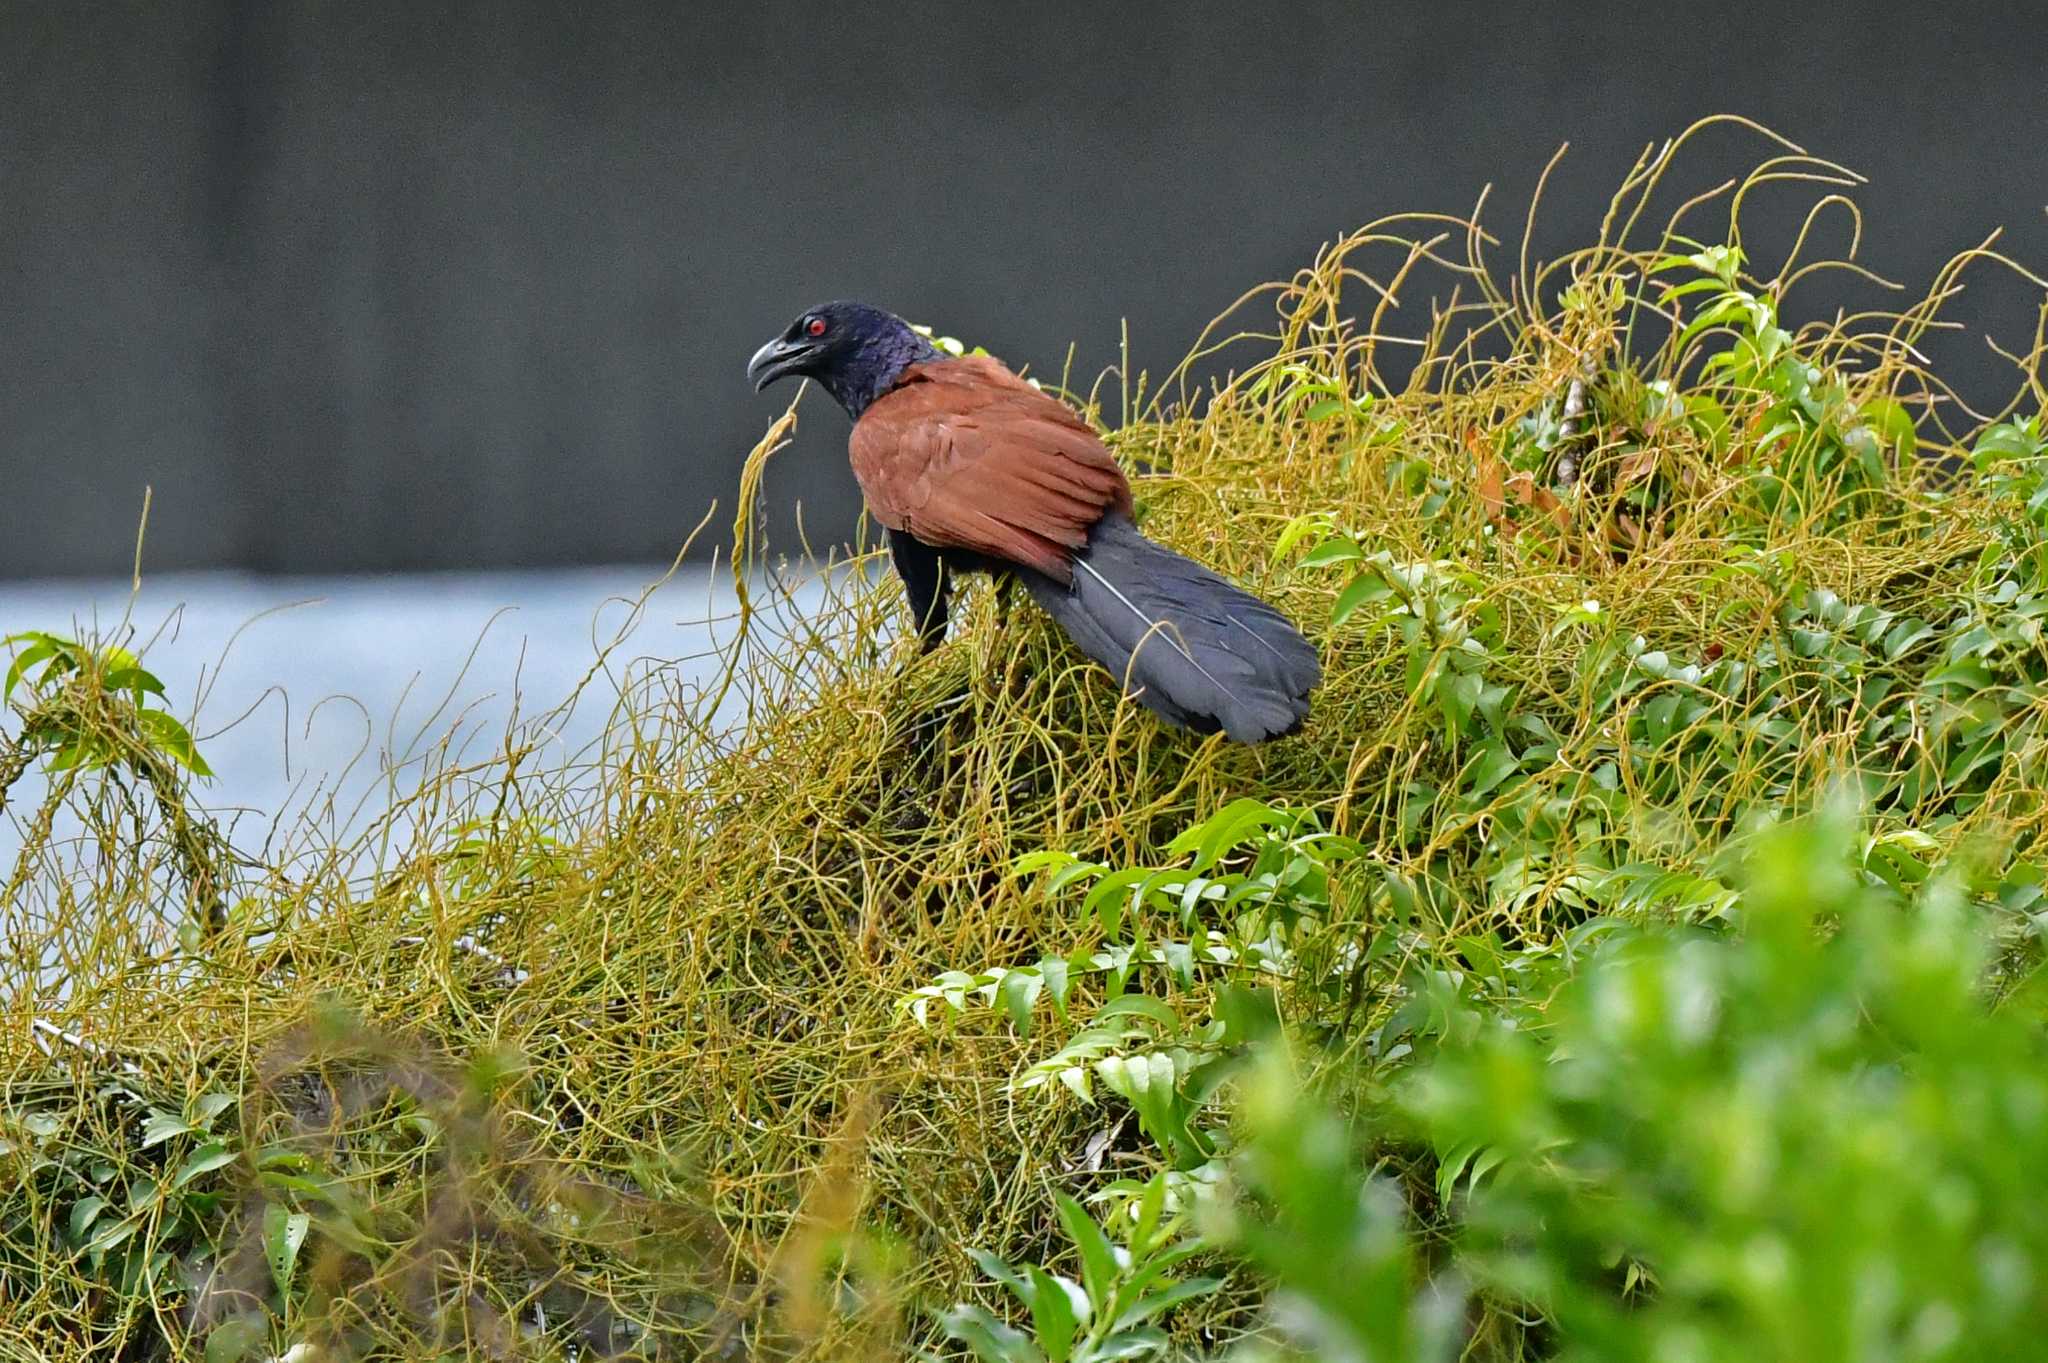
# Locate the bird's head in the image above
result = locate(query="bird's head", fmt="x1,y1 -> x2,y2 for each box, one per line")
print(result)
746,301 -> 938,418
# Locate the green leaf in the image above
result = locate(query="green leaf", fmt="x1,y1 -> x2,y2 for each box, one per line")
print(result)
191,1092 -> 237,1127
1111,1276 -> 1223,1332
85,1215 -> 140,1257
1000,969 -> 1045,1037
1093,995 -> 1178,1030
1167,797 -> 1294,872
1271,513 -> 1336,562
1298,538 -> 1364,568
1131,1173 -> 1167,1256
263,1203 -> 311,1299
1215,984 -> 1281,1046
47,739 -> 91,772
1973,419 -> 2046,464
1462,740 -> 1521,800
1857,396 -> 1917,460
1657,276 -> 1727,301
1013,849 -> 1081,879
1332,571 -> 1392,626
1675,290 -> 1754,356
1438,669 -> 1483,739
254,1145 -> 312,1172
1040,956 -> 1072,1018
1112,1241 -> 1211,1313
1082,867 -> 1153,937
1026,1265 -> 1084,1362
1925,658 -> 1993,692
136,709 -> 214,777
940,1305 -> 1045,1363
4,638 -> 58,703
103,665 -> 168,700
1943,733 -> 2006,787
1055,1193 -> 1123,1313
203,1316 -> 268,1363
68,1195 -> 108,1242
1884,618 -> 1936,661
1087,1327 -> 1170,1360
176,1141 -> 239,1187
969,1247 -> 1037,1310
141,1109 -> 192,1148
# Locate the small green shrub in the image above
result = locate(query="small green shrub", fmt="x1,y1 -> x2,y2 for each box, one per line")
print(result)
1205,801 -> 2048,1363
935,1174 -> 1221,1363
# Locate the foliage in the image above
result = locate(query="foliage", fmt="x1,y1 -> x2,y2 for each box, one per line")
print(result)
3,629 -> 211,779
1182,803 -> 2048,1363
934,1174 -> 1220,1363
1219,1056 -> 1460,1363
1,1072 -> 242,1349
903,799 -> 1359,1175
1396,801 -> 2048,1362
3,628 -> 227,946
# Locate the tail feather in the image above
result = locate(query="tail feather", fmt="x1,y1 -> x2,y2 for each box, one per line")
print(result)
1020,514 -> 1320,742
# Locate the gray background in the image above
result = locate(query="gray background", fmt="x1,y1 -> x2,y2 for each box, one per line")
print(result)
4,1 -> 2046,580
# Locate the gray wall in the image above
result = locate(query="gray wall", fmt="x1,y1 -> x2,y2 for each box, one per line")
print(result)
4,1 -> 2045,579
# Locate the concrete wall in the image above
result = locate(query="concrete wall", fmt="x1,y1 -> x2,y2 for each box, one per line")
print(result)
4,0 -> 2044,577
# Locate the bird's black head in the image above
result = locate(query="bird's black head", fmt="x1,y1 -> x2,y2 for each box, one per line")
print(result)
746,301 -> 939,418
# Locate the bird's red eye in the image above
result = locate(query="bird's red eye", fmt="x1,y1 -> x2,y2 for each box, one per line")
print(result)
806,317 -> 827,337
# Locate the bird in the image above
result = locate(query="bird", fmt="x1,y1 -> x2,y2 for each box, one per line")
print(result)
746,300 -> 1320,743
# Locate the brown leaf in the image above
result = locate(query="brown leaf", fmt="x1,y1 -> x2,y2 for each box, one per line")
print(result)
1616,448 -> 1659,487
1473,439 -> 1506,522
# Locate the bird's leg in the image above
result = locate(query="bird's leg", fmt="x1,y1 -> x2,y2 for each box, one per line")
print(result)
888,529 -> 951,654
885,530 -> 956,793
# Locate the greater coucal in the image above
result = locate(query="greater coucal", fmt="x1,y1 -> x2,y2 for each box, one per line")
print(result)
747,301 -> 1319,742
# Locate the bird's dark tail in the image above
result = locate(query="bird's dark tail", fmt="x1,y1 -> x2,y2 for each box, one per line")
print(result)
1019,514 -> 1320,743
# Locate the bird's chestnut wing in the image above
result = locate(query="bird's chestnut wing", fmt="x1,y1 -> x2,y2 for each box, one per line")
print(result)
849,357 -> 1131,582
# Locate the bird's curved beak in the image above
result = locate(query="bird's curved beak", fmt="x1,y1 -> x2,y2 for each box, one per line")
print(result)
747,336 -> 818,391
